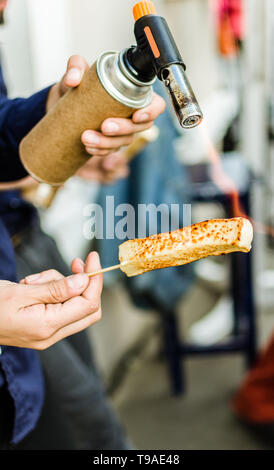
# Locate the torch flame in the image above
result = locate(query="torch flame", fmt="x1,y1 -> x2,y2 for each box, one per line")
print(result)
199,122 -> 244,218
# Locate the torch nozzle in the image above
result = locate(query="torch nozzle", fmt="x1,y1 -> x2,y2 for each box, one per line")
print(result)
161,64 -> 203,129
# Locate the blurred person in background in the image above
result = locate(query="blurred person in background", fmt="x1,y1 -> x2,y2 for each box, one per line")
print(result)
0,0 -> 165,450
96,80 -> 195,315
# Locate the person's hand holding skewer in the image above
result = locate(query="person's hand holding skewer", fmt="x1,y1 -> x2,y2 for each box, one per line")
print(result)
0,252 -> 103,350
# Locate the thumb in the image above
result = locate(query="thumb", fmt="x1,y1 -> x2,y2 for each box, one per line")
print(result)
60,55 -> 89,93
25,273 -> 89,305
0,280 -> 14,288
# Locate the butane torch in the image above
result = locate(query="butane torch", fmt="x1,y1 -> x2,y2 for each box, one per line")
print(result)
127,1 -> 203,129
20,1 -> 203,186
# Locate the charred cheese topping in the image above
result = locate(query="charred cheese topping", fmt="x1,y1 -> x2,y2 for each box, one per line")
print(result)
119,217 -> 253,277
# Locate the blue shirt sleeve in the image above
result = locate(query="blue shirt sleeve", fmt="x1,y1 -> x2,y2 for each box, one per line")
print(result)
0,87 -> 51,182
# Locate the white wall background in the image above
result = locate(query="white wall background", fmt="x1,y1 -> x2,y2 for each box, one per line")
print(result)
26,0 -> 71,90
0,0 -> 33,96
0,0 -> 219,99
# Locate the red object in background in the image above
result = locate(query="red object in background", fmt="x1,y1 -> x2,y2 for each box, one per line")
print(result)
232,335 -> 274,424
217,0 -> 244,57
0,1 -> 8,11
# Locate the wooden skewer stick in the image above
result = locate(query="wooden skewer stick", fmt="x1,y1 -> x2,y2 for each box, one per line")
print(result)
88,264 -> 123,277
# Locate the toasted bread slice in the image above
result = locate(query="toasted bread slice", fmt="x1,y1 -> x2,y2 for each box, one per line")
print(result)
119,217 -> 253,277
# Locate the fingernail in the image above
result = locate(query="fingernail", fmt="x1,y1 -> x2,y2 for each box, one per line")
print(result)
78,259 -> 85,271
66,67 -> 82,83
88,251 -> 101,269
135,112 -> 149,123
86,148 -> 98,154
84,132 -> 100,145
67,273 -> 87,290
25,273 -> 41,283
104,121 -> 120,133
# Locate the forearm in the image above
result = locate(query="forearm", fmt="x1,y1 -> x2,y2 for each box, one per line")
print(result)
0,176 -> 34,191
0,87 -> 51,182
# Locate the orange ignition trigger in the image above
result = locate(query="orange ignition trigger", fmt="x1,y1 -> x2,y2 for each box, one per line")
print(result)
133,1 -> 157,22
